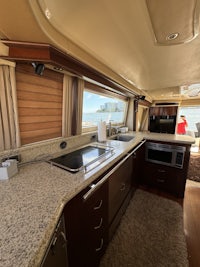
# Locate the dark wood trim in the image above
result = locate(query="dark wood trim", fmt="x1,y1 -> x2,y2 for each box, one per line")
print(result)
2,40 -> 137,98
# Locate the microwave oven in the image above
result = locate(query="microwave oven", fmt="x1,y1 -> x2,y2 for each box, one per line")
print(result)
145,142 -> 186,169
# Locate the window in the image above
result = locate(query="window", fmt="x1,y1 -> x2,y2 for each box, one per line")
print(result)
82,88 -> 128,131
178,106 -> 200,133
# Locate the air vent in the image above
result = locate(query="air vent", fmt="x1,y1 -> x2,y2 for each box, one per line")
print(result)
155,102 -> 179,106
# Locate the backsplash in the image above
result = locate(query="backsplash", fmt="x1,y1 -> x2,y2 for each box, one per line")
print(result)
0,132 -> 97,164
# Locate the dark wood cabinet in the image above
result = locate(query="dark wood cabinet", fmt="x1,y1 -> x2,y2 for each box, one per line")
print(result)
64,179 -> 108,267
141,162 -> 186,197
63,138 -> 191,267
149,107 -> 178,134
149,106 -> 178,116
141,141 -> 191,198
41,214 -> 68,267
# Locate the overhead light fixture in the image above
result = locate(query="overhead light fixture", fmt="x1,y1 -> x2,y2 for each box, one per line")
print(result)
146,0 -> 200,45
32,62 -> 45,76
180,83 -> 200,97
166,33 -> 179,41
53,66 -> 63,71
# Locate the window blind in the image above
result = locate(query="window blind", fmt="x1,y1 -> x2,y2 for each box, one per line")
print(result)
16,63 -> 63,145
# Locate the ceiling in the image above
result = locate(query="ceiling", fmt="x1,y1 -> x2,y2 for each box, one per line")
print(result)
1,0 -> 200,102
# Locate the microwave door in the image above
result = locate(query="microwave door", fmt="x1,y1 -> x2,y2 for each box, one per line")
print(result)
147,148 -> 173,166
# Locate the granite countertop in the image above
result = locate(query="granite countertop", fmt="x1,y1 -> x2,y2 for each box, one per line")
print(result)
0,132 -> 195,267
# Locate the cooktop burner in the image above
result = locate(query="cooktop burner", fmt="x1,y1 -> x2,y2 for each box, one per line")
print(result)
48,145 -> 114,173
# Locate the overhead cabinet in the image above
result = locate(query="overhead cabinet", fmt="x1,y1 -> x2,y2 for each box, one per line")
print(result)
149,106 -> 178,134
149,106 -> 178,116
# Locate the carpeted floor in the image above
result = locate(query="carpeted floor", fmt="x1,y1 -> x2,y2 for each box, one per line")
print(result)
187,152 -> 200,182
100,190 -> 188,267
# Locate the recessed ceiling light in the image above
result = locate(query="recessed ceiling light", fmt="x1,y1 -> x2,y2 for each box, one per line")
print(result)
146,0 -> 199,45
54,66 -> 63,71
166,33 -> 179,40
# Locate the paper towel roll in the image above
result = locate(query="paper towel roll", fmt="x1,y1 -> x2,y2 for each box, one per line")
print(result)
98,121 -> 107,142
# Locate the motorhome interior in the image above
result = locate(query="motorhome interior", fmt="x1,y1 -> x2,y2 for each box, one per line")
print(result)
0,1 -> 200,267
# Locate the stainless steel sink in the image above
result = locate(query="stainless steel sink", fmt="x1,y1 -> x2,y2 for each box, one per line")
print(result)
109,134 -> 134,142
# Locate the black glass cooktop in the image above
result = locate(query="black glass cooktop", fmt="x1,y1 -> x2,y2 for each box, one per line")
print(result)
49,145 -> 112,172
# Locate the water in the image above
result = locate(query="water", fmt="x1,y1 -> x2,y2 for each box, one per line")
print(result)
82,112 -> 124,126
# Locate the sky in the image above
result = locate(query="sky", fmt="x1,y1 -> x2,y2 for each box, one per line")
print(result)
83,91 -> 118,113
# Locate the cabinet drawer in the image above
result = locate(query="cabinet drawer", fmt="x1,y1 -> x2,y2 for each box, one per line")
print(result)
83,181 -> 108,229
83,232 -> 108,267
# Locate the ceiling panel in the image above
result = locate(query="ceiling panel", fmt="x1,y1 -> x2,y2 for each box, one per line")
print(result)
1,0 -> 200,100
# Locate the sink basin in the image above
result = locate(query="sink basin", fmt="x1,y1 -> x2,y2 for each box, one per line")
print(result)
109,134 -> 134,142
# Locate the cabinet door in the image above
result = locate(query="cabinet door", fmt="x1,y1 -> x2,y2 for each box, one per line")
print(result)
149,106 -> 178,116
132,144 -> 145,189
142,162 -> 185,197
41,215 -> 68,267
109,156 -> 133,224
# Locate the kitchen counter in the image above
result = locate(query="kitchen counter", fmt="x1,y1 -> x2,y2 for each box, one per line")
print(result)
0,132 -> 195,267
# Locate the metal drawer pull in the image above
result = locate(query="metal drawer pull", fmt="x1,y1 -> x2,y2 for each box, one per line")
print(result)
94,200 -> 103,210
157,178 -> 165,183
94,218 -> 103,230
95,238 -> 104,252
158,169 -> 166,173
120,183 -> 126,191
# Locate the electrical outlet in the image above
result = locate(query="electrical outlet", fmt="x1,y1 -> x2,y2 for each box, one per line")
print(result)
91,135 -> 97,141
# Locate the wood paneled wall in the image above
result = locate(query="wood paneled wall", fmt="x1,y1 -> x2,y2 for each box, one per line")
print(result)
16,63 -> 63,145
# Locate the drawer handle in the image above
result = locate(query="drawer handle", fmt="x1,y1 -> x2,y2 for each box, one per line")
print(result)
120,183 -> 126,191
94,218 -> 103,230
157,178 -> 165,183
95,238 -> 104,252
133,152 -> 136,159
158,169 -> 166,173
94,200 -> 103,210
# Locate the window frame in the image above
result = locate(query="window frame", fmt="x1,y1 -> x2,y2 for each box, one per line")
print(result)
82,81 -> 129,133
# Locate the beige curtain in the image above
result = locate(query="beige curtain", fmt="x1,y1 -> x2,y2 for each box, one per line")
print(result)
138,106 -> 149,131
62,74 -> 73,137
76,78 -> 84,135
0,65 -> 21,151
62,75 -> 84,137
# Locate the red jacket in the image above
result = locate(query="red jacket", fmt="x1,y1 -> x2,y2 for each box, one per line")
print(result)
177,120 -> 187,134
